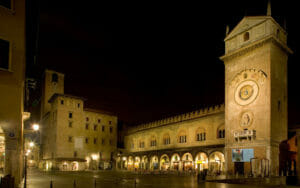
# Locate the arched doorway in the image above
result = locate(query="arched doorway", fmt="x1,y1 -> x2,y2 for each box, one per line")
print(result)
171,153 -> 181,170
141,155 -> 149,170
121,156 -> 127,170
209,151 -> 225,174
182,153 -> 193,171
128,156 -> 134,170
150,156 -> 159,170
160,154 -> 170,170
134,156 -> 140,170
0,128 -> 5,174
195,152 -> 208,172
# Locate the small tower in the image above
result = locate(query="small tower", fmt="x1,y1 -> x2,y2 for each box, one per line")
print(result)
220,11 -> 293,176
41,70 -> 65,119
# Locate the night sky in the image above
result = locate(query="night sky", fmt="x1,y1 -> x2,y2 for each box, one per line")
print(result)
26,0 -> 300,126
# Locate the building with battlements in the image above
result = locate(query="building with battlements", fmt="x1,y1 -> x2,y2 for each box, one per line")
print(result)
117,5 -> 293,177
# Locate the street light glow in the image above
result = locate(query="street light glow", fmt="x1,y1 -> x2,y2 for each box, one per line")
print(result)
33,124 -> 39,131
29,142 -> 34,147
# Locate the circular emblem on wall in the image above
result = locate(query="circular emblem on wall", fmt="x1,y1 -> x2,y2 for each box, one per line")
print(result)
240,112 -> 253,127
235,80 -> 259,106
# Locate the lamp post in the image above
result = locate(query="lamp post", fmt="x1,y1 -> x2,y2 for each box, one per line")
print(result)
24,123 -> 39,188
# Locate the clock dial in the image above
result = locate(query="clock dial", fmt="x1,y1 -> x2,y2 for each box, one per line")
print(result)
235,80 -> 259,105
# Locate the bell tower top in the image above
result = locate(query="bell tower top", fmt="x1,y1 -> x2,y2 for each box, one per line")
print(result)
222,14 -> 292,58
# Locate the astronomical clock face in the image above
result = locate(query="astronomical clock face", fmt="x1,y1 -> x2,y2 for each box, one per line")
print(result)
234,80 -> 259,106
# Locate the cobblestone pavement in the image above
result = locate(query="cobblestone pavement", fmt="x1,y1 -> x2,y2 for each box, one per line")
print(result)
19,168 -> 300,188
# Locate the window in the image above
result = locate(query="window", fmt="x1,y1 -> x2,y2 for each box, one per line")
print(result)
69,112 -> 73,119
74,151 -> 77,157
218,129 -> 225,139
98,119 -> 101,123
94,138 -> 97,144
85,138 -> 89,144
0,38 -> 9,70
109,126 -> 113,133
61,100 -> 64,105
86,117 -> 89,121
109,121 -> 112,125
244,32 -> 250,41
163,134 -> 170,145
131,143 -> 134,149
68,121 -> 72,128
102,126 -> 105,132
68,136 -> 73,142
0,0 -> 11,9
139,141 -> 144,148
52,73 -> 58,82
102,139 -> 105,145
196,133 -> 206,141
85,123 -> 89,130
179,135 -> 187,143
109,139 -> 112,145
77,103 -> 80,108
94,124 -> 97,131
150,140 -> 156,147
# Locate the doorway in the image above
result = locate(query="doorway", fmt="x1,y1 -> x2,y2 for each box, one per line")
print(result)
234,162 -> 244,175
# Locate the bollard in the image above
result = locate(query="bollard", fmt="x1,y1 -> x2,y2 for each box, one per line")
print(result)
73,179 -> 76,188
50,180 -> 53,188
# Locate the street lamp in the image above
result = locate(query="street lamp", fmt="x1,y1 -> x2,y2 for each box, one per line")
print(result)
32,124 -> 39,131
29,142 -> 34,147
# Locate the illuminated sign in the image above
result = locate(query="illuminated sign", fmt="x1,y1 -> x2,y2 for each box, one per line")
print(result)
232,149 -> 254,162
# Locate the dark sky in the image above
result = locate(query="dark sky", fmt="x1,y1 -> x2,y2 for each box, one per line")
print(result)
26,0 -> 300,126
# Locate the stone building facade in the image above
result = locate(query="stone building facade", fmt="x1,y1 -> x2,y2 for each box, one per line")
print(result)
118,13 -> 292,177
0,0 -> 28,186
40,70 -> 117,171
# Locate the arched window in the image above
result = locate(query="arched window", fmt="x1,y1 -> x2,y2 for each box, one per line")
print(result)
217,125 -> 225,139
163,133 -> 170,145
244,32 -> 250,42
178,130 -> 187,143
139,140 -> 145,148
52,73 -> 58,82
196,128 -> 206,141
150,136 -> 157,147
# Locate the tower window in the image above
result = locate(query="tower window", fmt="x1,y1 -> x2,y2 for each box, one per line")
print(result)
98,119 -> 101,123
52,73 -> 58,82
61,100 -> 64,105
77,103 -> 80,108
69,112 -> 73,118
86,117 -> 89,121
0,38 -> 9,70
244,32 -> 250,42
85,123 -> 89,130
94,124 -> 97,131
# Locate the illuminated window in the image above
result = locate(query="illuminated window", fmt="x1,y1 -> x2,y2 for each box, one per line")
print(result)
0,0 -> 11,9
0,38 -> 9,70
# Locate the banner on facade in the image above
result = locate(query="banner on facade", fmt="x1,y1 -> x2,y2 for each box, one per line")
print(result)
232,149 -> 254,162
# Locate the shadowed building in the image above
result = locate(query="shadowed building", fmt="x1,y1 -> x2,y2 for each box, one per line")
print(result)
40,70 -> 117,171
0,0 -> 28,186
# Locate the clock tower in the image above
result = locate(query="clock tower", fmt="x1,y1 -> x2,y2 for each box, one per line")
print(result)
220,13 -> 292,176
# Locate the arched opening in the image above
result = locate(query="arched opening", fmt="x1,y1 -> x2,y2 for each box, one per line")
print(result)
160,154 -> 170,170
217,124 -> 225,139
209,151 -> 225,175
0,127 -> 5,174
150,156 -> 159,170
162,133 -> 170,145
196,128 -> 206,141
71,161 -> 78,171
134,156 -> 140,170
121,156 -> 127,170
171,153 -> 181,170
195,152 -> 208,172
141,155 -> 149,170
149,135 -> 157,147
182,153 -> 193,171
178,129 -> 187,143
127,156 -> 134,170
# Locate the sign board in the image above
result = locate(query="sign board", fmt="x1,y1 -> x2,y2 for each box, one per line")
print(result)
232,149 -> 254,162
